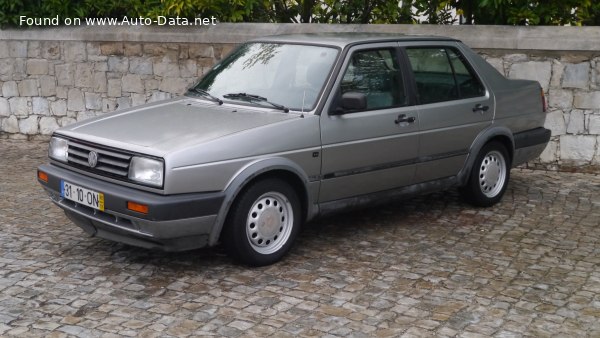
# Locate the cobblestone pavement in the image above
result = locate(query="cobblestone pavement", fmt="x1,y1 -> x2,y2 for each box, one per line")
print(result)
1,139 -> 600,337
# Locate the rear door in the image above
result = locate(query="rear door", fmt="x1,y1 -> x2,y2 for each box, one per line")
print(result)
403,43 -> 494,183
318,43 -> 419,202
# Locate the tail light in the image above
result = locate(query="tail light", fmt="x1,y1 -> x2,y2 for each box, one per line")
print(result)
541,89 -> 548,113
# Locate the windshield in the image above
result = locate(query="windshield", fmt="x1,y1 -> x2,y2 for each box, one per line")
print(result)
191,42 -> 339,111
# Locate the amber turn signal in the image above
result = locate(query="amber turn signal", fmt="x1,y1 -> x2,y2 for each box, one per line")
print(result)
38,170 -> 49,183
127,201 -> 149,214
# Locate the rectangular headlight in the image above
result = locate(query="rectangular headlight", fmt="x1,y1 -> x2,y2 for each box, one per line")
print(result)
128,157 -> 164,187
49,137 -> 68,162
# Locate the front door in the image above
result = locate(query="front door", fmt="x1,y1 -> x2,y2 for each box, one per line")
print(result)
318,43 -> 419,203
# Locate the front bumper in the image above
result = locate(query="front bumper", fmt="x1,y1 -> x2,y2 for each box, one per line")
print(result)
38,163 -> 225,251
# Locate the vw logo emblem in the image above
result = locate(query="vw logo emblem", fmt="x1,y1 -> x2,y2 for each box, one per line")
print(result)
88,151 -> 98,168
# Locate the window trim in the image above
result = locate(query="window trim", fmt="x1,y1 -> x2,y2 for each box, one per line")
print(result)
403,46 -> 487,106
444,48 -> 461,99
329,46 -> 411,115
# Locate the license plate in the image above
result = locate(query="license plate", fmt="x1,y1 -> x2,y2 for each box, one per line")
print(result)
60,180 -> 105,211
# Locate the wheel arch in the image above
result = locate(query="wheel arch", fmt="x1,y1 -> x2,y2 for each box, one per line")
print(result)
458,126 -> 515,186
208,157 -> 314,246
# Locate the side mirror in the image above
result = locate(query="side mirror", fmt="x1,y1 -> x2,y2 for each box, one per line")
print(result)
331,92 -> 367,115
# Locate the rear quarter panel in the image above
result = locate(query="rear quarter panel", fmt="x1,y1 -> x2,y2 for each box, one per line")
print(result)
457,43 -> 546,134
494,79 -> 546,133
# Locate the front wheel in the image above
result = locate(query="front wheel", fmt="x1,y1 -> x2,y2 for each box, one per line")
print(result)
222,178 -> 301,266
460,141 -> 511,207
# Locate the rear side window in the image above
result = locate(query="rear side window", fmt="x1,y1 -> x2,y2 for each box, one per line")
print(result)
340,48 -> 407,110
406,47 -> 485,104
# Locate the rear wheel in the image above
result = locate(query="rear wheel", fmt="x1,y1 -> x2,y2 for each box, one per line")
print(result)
461,141 -> 511,207
222,178 -> 301,266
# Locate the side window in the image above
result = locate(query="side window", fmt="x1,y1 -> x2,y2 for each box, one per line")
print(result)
340,48 -> 406,110
446,49 -> 486,99
406,47 -> 485,104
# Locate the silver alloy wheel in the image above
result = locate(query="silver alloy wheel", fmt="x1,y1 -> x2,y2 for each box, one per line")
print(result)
478,150 -> 507,198
246,192 -> 294,255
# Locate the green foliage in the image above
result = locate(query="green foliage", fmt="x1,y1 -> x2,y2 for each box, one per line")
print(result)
0,0 -> 148,27
413,0 -> 457,24
1,0 -> 600,27
468,0 -> 591,25
583,1 -> 600,25
0,0 -> 39,26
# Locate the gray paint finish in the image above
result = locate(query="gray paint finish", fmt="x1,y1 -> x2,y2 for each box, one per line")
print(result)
61,98 -> 297,153
39,33 -> 549,252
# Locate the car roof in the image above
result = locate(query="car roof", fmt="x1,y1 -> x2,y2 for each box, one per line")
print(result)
249,32 -> 460,48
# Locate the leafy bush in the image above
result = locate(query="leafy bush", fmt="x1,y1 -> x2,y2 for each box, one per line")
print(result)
0,0 -> 266,27
1,0 -> 599,27
0,0 -> 143,27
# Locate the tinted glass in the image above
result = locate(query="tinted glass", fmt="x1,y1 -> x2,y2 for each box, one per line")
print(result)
446,49 -> 486,99
406,47 -> 485,104
340,49 -> 406,110
406,48 -> 458,104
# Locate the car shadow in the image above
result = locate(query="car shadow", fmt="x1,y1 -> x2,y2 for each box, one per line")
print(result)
81,187 -> 472,270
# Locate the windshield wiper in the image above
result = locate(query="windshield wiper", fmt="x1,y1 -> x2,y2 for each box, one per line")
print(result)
223,93 -> 289,113
187,88 -> 223,105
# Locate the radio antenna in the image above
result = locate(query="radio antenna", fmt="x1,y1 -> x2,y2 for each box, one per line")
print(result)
300,90 -> 306,118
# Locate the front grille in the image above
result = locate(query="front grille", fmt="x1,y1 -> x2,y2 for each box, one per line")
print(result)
66,140 -> 132,178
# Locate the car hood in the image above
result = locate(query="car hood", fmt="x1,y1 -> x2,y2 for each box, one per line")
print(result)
57,97 -> 297,155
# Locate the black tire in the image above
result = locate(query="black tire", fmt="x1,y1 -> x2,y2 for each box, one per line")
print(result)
222,178 -> 301,266
460,141 -> 511,207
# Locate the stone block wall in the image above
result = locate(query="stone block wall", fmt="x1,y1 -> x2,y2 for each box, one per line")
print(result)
0,39 -> 235,138
1,24 -> 600,172
479,52 -> 600,172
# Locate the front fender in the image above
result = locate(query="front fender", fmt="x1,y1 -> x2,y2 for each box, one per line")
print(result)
208,157 -> 317,246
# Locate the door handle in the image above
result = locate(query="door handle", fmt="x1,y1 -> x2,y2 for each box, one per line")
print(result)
473,104 -> 489,113
394,114 -> 416,124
